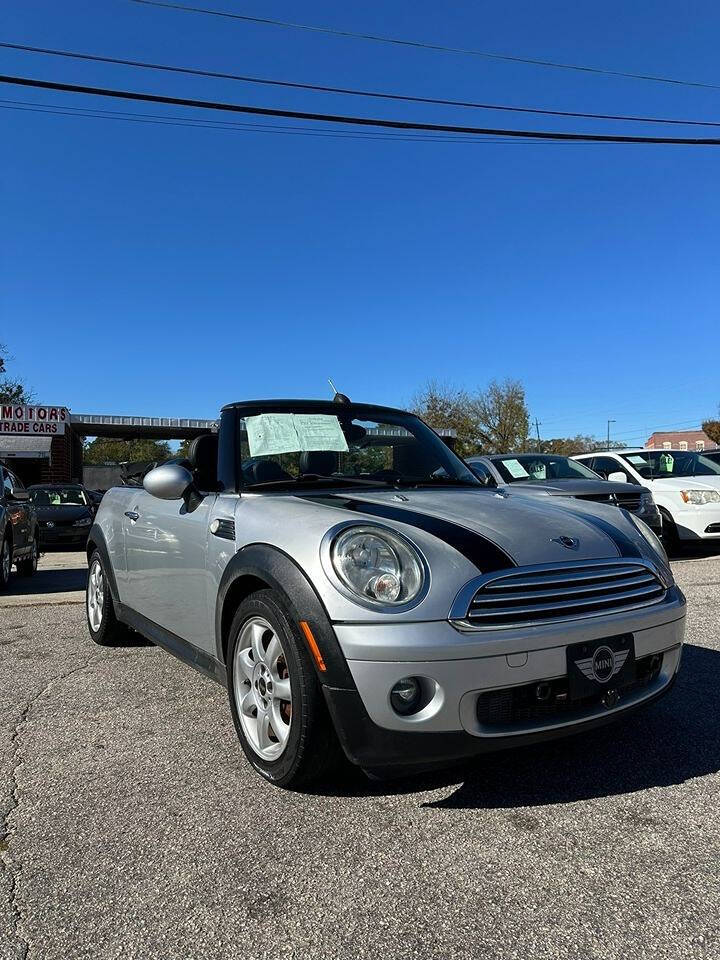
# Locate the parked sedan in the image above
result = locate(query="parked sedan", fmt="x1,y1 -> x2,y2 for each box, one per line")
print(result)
28,484 -> 96,548
467,454 -> 662,536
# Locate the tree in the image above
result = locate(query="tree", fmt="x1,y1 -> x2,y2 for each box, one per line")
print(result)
702,416 -> 720,446
412,378 -> 530,456
410,381 -> 479,458
175,438 -> 192,460
83,437 -> 172,465
471,379 -> 530,454
0,343 -> 33,404
539,435 -> 606,456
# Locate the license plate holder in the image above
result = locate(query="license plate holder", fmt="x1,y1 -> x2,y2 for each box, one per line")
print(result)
566,634 -> 635,700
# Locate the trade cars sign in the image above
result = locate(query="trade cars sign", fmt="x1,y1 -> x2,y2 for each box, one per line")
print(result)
0,405 -> 68,435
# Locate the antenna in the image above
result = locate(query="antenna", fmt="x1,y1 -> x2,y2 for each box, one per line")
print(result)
327,377 -> 351,405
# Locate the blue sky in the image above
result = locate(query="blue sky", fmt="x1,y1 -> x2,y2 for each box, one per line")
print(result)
2,0 -> 719,446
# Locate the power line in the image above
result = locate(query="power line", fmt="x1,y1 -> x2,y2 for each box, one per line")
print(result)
4,75 -> 720,144
0,99 -> 549,144
4,41 -> 720,128
129,0 -> 720,92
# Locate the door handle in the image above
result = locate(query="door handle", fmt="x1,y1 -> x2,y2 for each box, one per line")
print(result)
124,511 -> 139,521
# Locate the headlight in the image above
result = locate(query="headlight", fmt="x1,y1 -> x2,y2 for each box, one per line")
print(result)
330,525 -> 425,606
73,516 -> 92,527
627,513 -> 671,573
680,489 -> 720,505
639,490 -> 656,510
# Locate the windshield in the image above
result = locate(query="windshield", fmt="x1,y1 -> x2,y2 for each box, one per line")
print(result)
621,451 -> 720,479
30,487 -> 88,506
491,454 -> 600,484
237,406 -> 479,489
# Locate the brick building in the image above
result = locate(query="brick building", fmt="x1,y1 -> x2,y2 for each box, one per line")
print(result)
646,428 -> 718,452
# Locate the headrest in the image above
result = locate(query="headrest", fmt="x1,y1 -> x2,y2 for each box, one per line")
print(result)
299,450 -> 338,477
188,433 -> 219,490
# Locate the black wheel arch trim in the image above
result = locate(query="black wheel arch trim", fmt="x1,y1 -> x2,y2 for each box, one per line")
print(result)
85,524 -> 120,602
216,542 -> 356,690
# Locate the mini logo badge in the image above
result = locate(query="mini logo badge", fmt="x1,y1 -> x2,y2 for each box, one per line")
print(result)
552,536 -> 579,549
591,645 -> 616,683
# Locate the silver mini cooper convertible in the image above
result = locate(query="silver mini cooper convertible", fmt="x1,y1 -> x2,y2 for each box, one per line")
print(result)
85,399 -> 685,787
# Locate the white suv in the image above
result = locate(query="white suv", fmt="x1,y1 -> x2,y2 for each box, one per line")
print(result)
574,449 -> 720,547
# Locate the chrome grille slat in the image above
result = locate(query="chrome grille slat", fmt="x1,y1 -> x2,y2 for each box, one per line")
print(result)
470,573 -> 657,606
483,564 -> 643,590
461,560 -> 666,627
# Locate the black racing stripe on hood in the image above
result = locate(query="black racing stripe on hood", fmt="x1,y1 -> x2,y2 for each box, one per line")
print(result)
297,495 -> 515,573
574,510 -> 643,558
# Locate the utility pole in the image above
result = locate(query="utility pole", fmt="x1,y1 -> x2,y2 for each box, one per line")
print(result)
534,418 -> 542,451
607,419 -> 616,450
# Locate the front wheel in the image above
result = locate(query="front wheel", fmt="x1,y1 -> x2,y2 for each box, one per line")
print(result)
0,536 -> 11,590
227,590 -> 340,788
659,510 -> 680,555
86,551 -> 128,646
16,533 -> 38,577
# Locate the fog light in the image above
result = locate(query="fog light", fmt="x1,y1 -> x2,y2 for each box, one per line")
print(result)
390,677 -> 422,715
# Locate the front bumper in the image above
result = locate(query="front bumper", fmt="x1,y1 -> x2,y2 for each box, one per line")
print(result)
672,502 -> 720,540
327,587 -> 685,770
39,526 -> 90,547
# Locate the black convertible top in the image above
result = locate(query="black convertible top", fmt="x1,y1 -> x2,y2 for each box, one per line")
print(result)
221,399 -> 411,418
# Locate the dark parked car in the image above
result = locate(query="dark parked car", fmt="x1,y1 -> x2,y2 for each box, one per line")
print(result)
0,463 -> 39,588
28,483 -> 96,548
467,454 -> 663,537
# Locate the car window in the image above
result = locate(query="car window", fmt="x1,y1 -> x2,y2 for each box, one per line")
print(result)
591,456 -> 629,480
7,470 -> 25,492
30,487 -> 88,506
2,470 -> 12,497
621,451 -> 720,479
491,455 -> 600,484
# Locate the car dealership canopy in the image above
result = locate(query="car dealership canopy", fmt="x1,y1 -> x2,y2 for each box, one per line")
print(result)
0,405 -> 216,486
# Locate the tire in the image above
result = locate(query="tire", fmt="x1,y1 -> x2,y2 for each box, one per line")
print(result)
16,532 -> 38,577
227,589 -> 340,788
0,535 -> 11,591
86,550 -> 128,646
659,510 -> 680,555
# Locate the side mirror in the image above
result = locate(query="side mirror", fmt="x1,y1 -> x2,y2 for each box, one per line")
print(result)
9,488 -> 29,502
143,463 -> 194,501
470,467 -> 496,487
607,471 -> 628,483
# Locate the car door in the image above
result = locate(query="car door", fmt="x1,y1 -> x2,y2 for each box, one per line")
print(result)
123,487 -> 218,649
2,468 -> 30,553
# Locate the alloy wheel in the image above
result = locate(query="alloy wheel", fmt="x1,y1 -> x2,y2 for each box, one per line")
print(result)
233,616 -> 292,761
1,540 -> 10,584
87,559 -> 105,632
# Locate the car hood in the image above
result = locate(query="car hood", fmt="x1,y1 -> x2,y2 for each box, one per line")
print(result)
300,487 -> 647,567
34,505 -> 92,523
646,475 -> 720,491
499,479 -> 641,497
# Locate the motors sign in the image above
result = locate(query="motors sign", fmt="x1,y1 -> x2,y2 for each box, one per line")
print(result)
0,405 -> 68,435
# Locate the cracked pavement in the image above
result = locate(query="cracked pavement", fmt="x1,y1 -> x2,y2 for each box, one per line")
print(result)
0,550 -> 719,960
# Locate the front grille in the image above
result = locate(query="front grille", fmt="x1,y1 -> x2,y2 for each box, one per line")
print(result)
476,653 -> 662,729
576,492 -> 643,512
614,493 -> 643,512
462,561 -> 666,627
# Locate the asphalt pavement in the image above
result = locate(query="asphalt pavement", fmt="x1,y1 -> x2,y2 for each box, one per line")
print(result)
0,548 -> 718,960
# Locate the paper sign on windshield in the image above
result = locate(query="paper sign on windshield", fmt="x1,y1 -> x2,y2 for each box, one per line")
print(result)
503,459 -> 530,479
245,413 -> 349,458
294,414 -> 348,452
